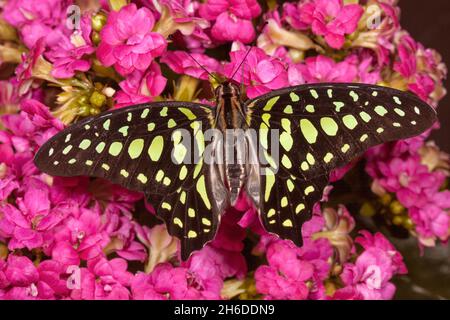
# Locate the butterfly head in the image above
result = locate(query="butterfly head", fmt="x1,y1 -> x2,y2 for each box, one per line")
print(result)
215,81 -> 241,100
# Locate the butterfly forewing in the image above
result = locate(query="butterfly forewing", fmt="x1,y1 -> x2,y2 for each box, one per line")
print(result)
34,101 -> 224,259
245,83 -> 437,246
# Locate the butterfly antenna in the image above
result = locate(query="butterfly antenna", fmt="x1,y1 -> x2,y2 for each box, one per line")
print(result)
186,51 -> 221,83
230,46 -> 252,81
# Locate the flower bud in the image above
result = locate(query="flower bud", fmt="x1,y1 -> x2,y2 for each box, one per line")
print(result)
390,201 -> 405,215
89,91 -> 106,108
92,14 -> 107,32
402,218 -> 415,230
379,193 -> 392,206
392,216 -> 404,226
91,32 -> 101,45
90,107 -> 101,116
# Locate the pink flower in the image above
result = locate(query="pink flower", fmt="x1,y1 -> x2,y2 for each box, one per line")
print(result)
97,4 -> 167,76
70,258 -> 133,300
347,52 -> 381,84
334,232 -> 406,300
288,55 -> 357,85
255,240 -> 315,300
199,0 -> 261,44
45,14 -> 95,78
366,155 -> 443,205
93,181 -> 145,261
0,178 -> 65,250
223,45 -> 288,98
410,201 -> 450,245
0,173 -> 19,202
394,34 -> 418,78
365,139 -> 449,246
1,99 -> 63,151
2,0 -> 68,48
356,231 -> 407,275
392,33 -> 442,102
0,255 -> 69,299
14,39 -> 47,94
51,206 -> 110,265
115,62 -> 167,108
284,0 -> 363,49
211,209 -> 247,253
185,245 -> 247,281
133,263 -> 222,300
101,212 -> 146,262
408,74 -> 435,101
130,272 -> 167,300
338,252 -> 394,300
160,51 -> 220,80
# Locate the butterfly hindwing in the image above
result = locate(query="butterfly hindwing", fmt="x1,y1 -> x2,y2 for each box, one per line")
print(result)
34,101 -> 225,259
246,83 -> 437,244
151,158 -> 229,260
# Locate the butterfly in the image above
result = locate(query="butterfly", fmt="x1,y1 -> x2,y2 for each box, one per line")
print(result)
34,81 -> 437,260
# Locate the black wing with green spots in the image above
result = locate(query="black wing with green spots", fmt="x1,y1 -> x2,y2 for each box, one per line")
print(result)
245,83 -> 436,247
34,102 -> 226,260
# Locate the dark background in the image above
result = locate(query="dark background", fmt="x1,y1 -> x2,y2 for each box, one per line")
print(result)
400,1 -> 450,152
374,0 -> 450,299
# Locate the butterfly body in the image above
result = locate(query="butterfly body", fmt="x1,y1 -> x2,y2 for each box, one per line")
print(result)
34,83 -> 437,260
213,82 -> 249,206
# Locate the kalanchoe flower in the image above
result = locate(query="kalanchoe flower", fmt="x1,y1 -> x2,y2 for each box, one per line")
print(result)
185,245 -> 247,281
51,205 -> 110,266
365,141 -> 450,245
284,0 -> 364,49
223,45 -> 288,98
0,178 -> 65,251
199,0 -> 261,44
351,2 -> 400,66
161,51 -> 220,80
132,262 -> 222,300
45,14 -> 95,79
254,240 -> 316,300
14,39 -> 57,95
355,231 -> 407,275
0,80 -> 20,115
288,55 -> 357,85
70,257 -> 133,300
1,99 -> 64,149
2,0 -> 69,48
419,141 -> 450,174
115,62 -> 167,108
0,255 -> 69,299
254,213 -> 334,300
97,4 -> 167,76
334,232 -> 407,300
392,32 -> 446,102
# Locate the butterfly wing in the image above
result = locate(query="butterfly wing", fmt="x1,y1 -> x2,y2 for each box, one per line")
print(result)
245,83 -> 437,246
35,102 -> 228,260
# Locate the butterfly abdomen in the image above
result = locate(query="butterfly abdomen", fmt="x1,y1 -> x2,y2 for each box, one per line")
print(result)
215,82 -> 249,205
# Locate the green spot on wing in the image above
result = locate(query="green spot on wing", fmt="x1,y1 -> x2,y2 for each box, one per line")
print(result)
263,96 -> 280,111
290,92 -> 300,102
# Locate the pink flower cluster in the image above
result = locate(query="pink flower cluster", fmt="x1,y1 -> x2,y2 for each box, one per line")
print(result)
284,0 -> 363,49
366,138 -> 450,246
254,209 -> 407,300
0,0 -> 448,300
